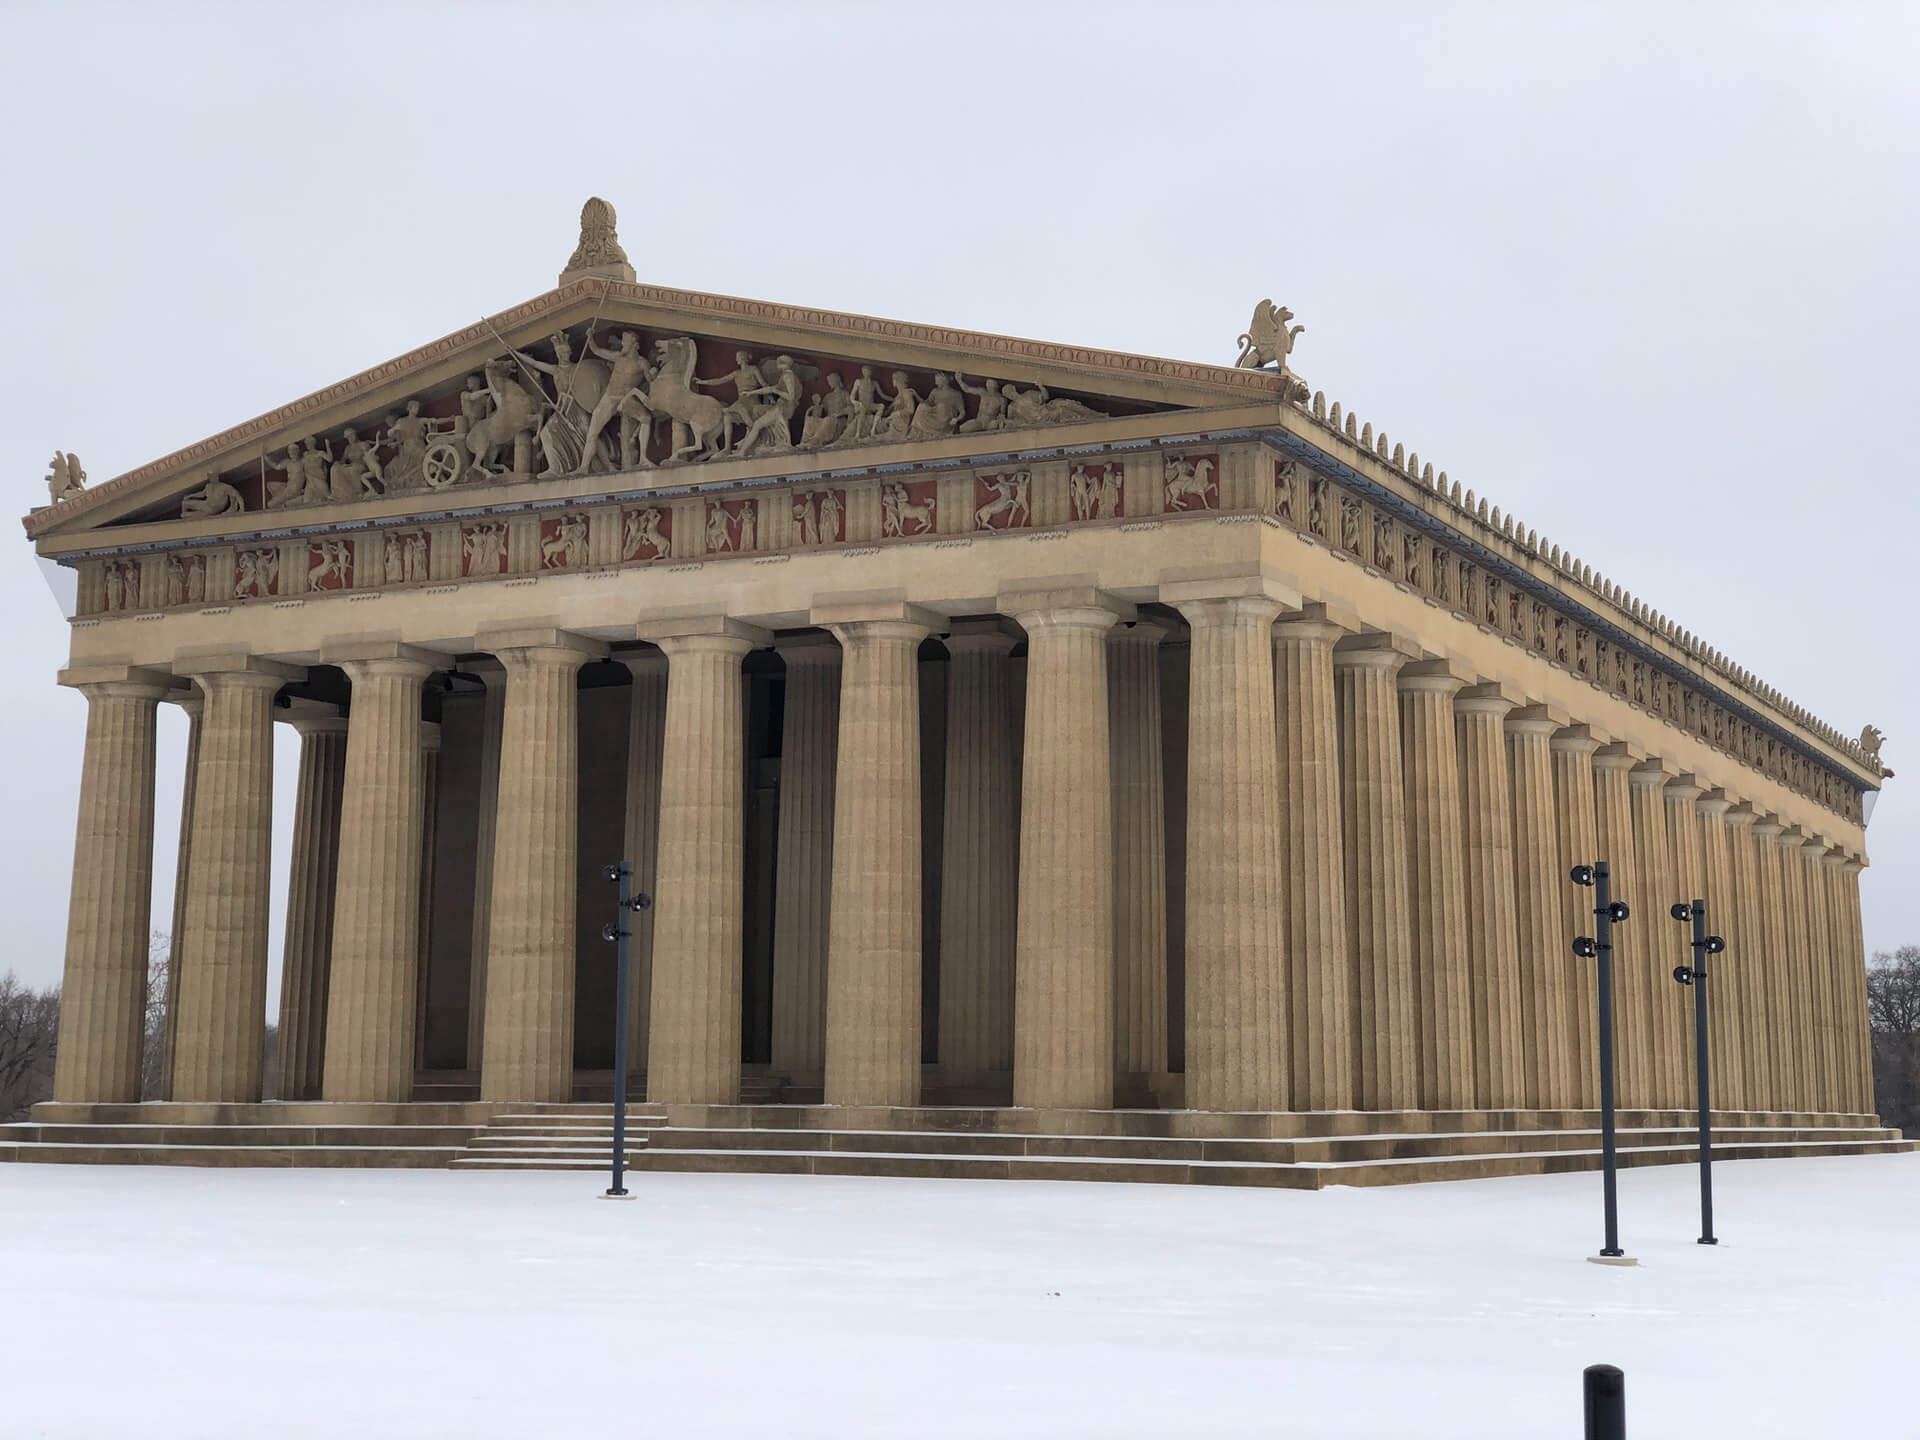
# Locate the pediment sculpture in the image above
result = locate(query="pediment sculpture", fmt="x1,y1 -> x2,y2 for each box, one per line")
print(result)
45,452 -> 86,504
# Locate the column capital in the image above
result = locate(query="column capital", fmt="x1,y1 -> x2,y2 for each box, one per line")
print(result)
279,698 -> 346,737
173,653 -> 306,688
1751,814 -> 1785,839
1157,572 -> 1301,612
1664,775 -> 1704,803
1842,856 -> 1865,875
1724,803 -> 1759,829
474,624 -> 608,661
772,631 -> 845,665
1550,724 -> 1602,755
1397,657 -> 1469,696
808,596 -> 940,634
613,646 -> 668,679
998,584 -> 1133,632
1507,702 -> 1569,737
1697,791 -> 1733,819
1271,608 -> 1345,647
634,614 -> 771,647
942,616 -> 1022,655
320,639 -> 449,676
1798,833 -> 1829,855
1627,758 -> 1672,790
58,663 -> 178,699
1457,680 -> 1522,716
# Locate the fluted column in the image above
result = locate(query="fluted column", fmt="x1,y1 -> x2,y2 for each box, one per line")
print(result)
1400,662 -> 1471,1111
934,623 -> 1019,1087
159,689 -> 203,1099
51,670 -> 170,1104
1174,592 -> 1287,1112
1273,613 -> 1351,1110
1550,730 -> 1602,1107
1336,642 -> 1416,1110
414,720 -> 440,1074
770,636 -> 842,1084
1661,777 -> 1705,1105
1008,591 -> 1124,1110
1509,711 -> 1573,1109
323,648 -> 434,1102
1838,858 -> 1873,1112
465,662 -> 506,1071
1750,818 -> 1796,1107
479,632 -> 597,1102
1590,749 -> 1642,1105
173,659 -> 298,1103
1817,850 -> 1855,1112
1108,621 -> 1168,1087
1627,763 -> 1677,1107
1775,827 -> 1816,1108
820,605 -> 930,1107
1799,835 -> 1839,1108
1456,686 -> 1523,1110
1723,807 -> 1771,1107
642,620 -> 761,1105
273,710 -> 347,1101
618,652 -> 667,1072
1695,794 -> 1743,1109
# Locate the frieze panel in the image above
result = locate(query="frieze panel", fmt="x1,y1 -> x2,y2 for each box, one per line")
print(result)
539,514 -> 590,571
461,523 -> 508,577
308,540 -> 353,592
621,506 -> 672,561
233,547 -> 280,600
974,472 -> 1031,531
705,498 -> 758,554
1163,454 -> 1218,513
880,481 -> 936,538
1069,462 -> 1123,521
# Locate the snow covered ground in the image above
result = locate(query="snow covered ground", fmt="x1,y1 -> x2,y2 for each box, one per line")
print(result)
2,1154 -> 1915,1437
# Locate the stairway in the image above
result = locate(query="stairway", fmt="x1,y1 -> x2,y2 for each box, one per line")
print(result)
449,1103 -> 667,1171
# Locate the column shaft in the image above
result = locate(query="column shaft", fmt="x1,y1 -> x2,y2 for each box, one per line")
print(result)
323,656 -> 431,1102
770,641 -> 841,1082
1509,716 -> 1573,1109
465,667 -> 506,1070
1751,821 -> 1797,1108
1590,752 -> 1643,1106
1662,780 -> 1705,1106
1456,690 -> 1523,1110
1626,765 -> 1677,1107
1838,860 -> 1873,1112
1775,830 -> 1815,1108
1696,798 -> 1744,1109
1012,603 -> 1118,1110
936,626 -> 1019,1086
1800,839 -> 1839,1108
646,633 -> 752,1105
1337,647 -> 1416,1111
618,654 -> 667,1073
823,619 -> 926,1107
52,680 -> 167,1104
1274,618 -> 1351,1110
160,693 -> 203,1100
1724,810 -> 1772,1108
1108,623 -> 1169,1086
1550,732 -> 1601,1108
173,668 -> 285,1103
273,716 -> 347,1101
1400,666 -> 1472,1111
414,722 -> 440,1074
480,645 -> 588,1102
1176,596 -> 1287,1112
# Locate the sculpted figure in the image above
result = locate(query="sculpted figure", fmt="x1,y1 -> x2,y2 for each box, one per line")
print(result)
908,372 -> 965,440
954,372 -> 1008,433
1234,298 -> 1305,371
1005,381 -> 1102,428
1100,464 -> 1121,517
467,361 -> 545,479
793,493 -> 817,547
264,441 -> 308,509
45,451 -> 87,503
573,332 -> 662,472
297,438 -> 332,505
384,533 -> 406,585
638,337 -> 730,462
540,514 -> 589,569
459,376 -> 494,431
102,560 -> 127,612
975,472 -> 1030,529
706,504 -> 734,553
463,523 -> 506,575
695,351 -> 770,444
382,401 -> 431,490
736,500 -> 757,551
734,356 -> 805,458
234,548 -> 278,600
880,482 -> 934,537
833,365 -> 887,447
873,371 -> 919,443
180,473 -> 246,518
311,540 -> 352,588
797,396 -> 833,451
340,427 -> 385,494
517,332 -> 613,476
817,489 -> 844,542
1164,455 -> 1215,510
623,507 -> 669,560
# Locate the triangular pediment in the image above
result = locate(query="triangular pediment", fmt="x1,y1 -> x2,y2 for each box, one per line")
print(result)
27,277 -> 1286,547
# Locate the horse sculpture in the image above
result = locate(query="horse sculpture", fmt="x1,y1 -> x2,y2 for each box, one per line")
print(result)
467,361 -> 547,478
643,337 -> 732,462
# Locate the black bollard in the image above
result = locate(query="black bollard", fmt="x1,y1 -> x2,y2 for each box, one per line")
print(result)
1583,1363 -> 1625,1439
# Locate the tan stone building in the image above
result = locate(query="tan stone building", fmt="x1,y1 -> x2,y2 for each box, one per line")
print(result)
11,201 -> 1901,1180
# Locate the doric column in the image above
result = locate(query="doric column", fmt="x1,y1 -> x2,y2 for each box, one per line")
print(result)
1550,729 -> 1602,1108
159,688 -> 203,1100
618,652 -> 666,1072
464,661 -> 506,1072
1695,793 -> 1743,1109
1590,748 -> 1643,1105
640,618 -> 763,1105
1722,806 -> 1771,1108
1837,858 -> 1873,1112
1775,826 -> 1816,1108
273,708 -> 347,1102
770,636 -> 841,1084
51,668 -> 171,1104
1816,850 -> 1852,1112
1455,684 -> 1523,1110
1508,709 -> 1573,1109
1173,589 -> 1288,1112
1006,588 -> 1126,1110
1335,640 -> 1416,1110
817,602 -> 932,1107
1107,620 -> 1168,1087
172,657 -> 300,1103
1273,611 -> 1352,1111
1750,818 -> 1796,1108
1627,762 -> 1679,1107
1662,777 -> 1706,1105
414,720 -> 441,1074
477,629 -> 600,1103
322,646 -> 436,1103
1399,661 -> 1472,1111
935,621 -> 1019,1088
1799,835 -> 1839,1108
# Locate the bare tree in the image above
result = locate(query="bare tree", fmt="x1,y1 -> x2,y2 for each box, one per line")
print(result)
0,973 -> 60,1123
1867,946 -> 1920,1137
142,930 -> 170,1100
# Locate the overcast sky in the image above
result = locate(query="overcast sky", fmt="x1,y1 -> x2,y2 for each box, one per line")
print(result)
1,3 -> 1913,1008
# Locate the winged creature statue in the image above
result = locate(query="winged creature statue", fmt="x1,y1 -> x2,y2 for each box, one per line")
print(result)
1235,300 -> 1305,372
45,451 -> 87,503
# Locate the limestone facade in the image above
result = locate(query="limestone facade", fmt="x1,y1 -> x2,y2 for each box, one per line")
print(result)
24,204 -> 1888,1118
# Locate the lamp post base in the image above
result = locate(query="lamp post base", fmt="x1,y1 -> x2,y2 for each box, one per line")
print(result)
1587,1254 -> 1640,1267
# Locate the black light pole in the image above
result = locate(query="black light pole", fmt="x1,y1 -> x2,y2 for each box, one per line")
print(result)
1571,861 -> 1632,1264
1669,898 -> 1726,1246
599,861 -> 652,1200
1583,1363 -> 1626,1440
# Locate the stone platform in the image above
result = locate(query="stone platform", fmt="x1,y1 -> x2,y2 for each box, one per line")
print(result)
1,1102 -> 1907,1187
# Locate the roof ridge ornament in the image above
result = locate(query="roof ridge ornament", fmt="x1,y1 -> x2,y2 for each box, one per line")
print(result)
1234,299 -> 1310,402
45,451 -> 86,505
560,196 -> 635,287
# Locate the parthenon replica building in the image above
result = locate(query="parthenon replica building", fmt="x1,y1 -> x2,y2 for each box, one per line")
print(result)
10,199 -> 1902,1181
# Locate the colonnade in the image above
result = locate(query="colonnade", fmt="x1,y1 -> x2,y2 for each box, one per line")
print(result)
49,584 -> 1878,1117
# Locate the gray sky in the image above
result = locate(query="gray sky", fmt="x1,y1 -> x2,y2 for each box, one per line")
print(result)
1,3 -> 1913,1006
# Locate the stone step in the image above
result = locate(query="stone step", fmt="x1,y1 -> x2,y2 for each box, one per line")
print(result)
0,1142 -> 466,1169
0,1123 -> 485,1148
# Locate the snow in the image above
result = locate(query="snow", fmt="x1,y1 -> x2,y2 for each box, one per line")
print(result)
1,1154 -> 1915,1438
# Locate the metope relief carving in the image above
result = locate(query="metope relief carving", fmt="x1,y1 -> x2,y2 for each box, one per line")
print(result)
974,472 -> 1031,531
1163,454 -> 1218,513
793,489 -> 847,546
704,498 -> 758,553
309,540 -> 353,592
100,558 -> 137,613
621,507 -> 671,561
163,553 -> 206,608
540,514 -> 589,570
382,532 -> 430,585
461,523 -> 508,577
881,481 -> 936,538
233,548 -> 280,600
1069,462 -> 1122,521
